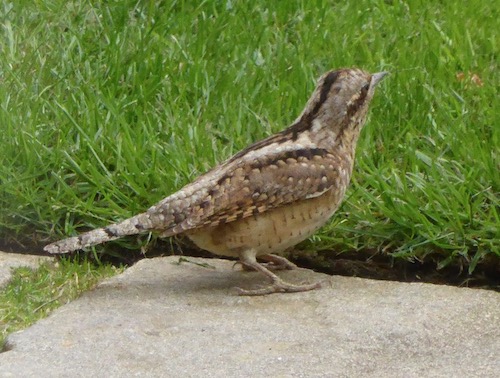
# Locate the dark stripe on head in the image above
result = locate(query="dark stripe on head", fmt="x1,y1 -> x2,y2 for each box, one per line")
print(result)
310,71 -> 339,118
346,84 -> 369,119
336,83 -> 370,144
278,70 -> 341,140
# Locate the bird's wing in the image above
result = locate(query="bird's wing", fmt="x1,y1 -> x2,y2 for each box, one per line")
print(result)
147,145 -> 348,236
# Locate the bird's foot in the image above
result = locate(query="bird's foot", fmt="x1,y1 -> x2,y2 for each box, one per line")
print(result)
236,252 -> 321,296
236,278 -> 321,296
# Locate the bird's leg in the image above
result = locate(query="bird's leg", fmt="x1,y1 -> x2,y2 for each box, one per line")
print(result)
238,254 -> 297,272
236,250 -> 321,296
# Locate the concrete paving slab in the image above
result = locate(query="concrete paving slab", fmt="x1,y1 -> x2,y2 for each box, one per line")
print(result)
0,256 -> 498,377
0,251 -> 53,288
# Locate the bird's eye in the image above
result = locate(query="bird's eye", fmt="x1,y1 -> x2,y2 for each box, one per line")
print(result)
362,83 -> 370,92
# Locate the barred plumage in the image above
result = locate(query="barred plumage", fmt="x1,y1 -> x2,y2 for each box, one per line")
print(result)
44,68 -> 387,295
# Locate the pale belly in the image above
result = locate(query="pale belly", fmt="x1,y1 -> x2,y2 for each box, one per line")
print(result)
186,190 -> 343,258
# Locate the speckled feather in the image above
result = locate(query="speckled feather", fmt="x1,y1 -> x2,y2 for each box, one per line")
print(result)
44,68 -> 385,255
152,148 -> 345,236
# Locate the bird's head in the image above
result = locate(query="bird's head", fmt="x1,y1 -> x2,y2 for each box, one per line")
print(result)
297,68 -> 387,145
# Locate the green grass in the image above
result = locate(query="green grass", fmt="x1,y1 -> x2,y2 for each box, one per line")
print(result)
0,258 -> 122,350
1,0 -> 498,274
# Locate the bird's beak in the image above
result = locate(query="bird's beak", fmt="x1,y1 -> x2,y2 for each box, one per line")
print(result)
371,71 -> 389,86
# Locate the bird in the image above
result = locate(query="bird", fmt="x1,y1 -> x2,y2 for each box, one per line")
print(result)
44,68 -> 387,295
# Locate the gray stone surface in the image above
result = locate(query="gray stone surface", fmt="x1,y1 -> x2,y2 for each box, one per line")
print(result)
0,251 -> 53,287
0,256 -> 498,377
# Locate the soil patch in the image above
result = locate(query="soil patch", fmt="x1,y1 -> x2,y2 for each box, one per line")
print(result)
1,237 -> 498,291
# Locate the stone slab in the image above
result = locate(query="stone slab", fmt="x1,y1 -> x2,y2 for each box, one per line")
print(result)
0,256 -> 498,377
0,251 -> 53,288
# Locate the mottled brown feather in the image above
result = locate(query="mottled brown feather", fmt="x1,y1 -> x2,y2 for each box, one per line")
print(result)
43,68 -> 387,262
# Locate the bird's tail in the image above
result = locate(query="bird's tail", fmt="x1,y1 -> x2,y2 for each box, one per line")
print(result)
44,213 -> 152,254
